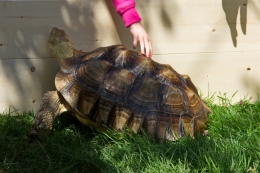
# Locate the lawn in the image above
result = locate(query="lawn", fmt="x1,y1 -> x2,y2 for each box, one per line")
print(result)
0,95 -> 259,173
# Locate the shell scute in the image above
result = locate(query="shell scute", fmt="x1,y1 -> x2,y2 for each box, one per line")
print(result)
127,110 -> 145,133
81,46 -> 116,62
60,81 -> 82,110
181,74 -> 198,95
76,59 -> 112,88
127,77 -> 160,110
109,103 -> 132,131
105,46 -> 129,67
143,112 -> 158,137
91,97 -> 115,125
128,56 -> 155,77
76,90 -> 99,117
99,68 -> 135,102
155,66 -> 182,86
159,85 -> 187,114
156,113 -> 171,140
55,71 -> 74,92
170,114 -> 193,138
183,87 -> 205,116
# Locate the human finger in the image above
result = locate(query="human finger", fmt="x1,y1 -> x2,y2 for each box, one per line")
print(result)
148,39 -> 153,58
144,38 -> 151,58
133,37 -> 138,49
140,37 -> 145,55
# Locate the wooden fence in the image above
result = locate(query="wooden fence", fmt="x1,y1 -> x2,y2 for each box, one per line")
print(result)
0,0 -> 259,113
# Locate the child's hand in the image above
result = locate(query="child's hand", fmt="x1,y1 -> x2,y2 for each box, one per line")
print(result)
129,22 -> 152,58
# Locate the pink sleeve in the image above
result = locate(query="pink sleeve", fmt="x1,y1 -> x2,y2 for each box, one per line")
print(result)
111,0 -> 141,27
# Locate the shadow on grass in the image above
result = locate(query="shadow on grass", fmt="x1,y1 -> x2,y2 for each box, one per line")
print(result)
0,113 -> 116,173
0,103 -> 259,172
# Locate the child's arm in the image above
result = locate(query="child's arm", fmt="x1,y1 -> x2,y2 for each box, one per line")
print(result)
111,0 -> 152,58
111,0 -> 141,27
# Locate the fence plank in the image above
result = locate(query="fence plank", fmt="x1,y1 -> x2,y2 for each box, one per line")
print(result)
0,0 -> 259,112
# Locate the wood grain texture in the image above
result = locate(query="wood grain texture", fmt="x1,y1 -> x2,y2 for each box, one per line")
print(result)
0,0 -> 260,112
153,52 -> 260,102
0,58 -> 59,112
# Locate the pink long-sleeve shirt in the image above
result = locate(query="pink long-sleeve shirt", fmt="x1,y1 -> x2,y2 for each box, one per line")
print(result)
111,0 -> 141,27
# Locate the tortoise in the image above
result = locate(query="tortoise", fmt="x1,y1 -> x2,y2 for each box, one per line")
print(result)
28,27 -> 211,141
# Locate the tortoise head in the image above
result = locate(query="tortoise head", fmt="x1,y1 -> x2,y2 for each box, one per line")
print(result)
48,27 -> 74,62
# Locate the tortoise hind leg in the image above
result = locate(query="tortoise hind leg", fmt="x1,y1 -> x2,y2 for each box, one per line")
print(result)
28,91 -> 67,139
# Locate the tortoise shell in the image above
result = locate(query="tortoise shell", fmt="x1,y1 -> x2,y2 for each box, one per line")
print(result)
54,43 -> 211,141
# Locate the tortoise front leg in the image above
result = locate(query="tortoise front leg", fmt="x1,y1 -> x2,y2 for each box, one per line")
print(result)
28,91 -> 67,139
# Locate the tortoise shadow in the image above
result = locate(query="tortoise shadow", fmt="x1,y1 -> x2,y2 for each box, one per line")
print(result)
0,112 -> 117,173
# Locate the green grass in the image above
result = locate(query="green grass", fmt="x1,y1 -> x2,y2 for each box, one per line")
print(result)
0,96 -> 259,173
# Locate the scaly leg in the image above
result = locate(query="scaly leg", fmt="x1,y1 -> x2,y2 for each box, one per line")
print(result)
28,91 -> 68,138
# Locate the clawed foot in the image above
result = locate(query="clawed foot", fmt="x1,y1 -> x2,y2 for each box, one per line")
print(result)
202,130 -> 208,136
26,126 -> 51,141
